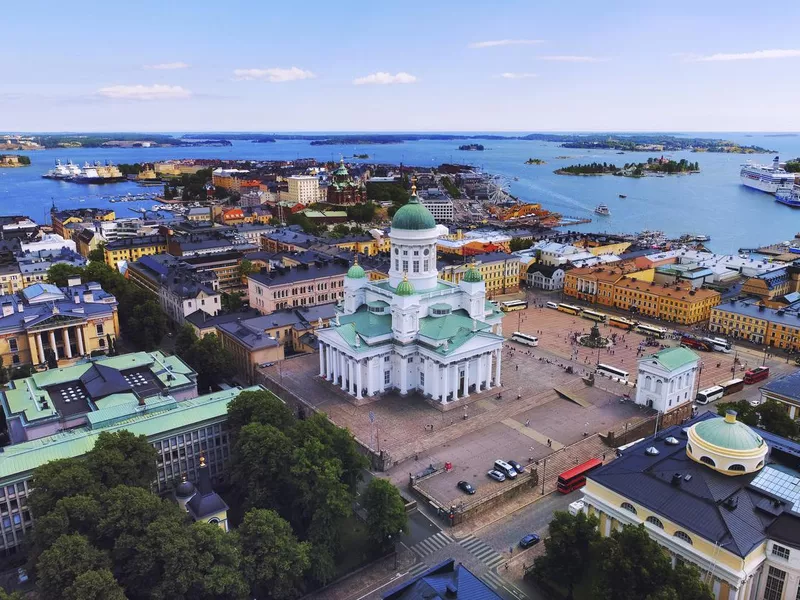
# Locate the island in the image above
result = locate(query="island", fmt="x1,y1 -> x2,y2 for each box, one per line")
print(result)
539,134 -> 772,154
352,153 -> 369,159
525,158 -> 546,165
785,158 -> 800,173
556,158 -> 700,177
458,144 -> 484,151
24,134 -> 233,149
0,154 -> 30,167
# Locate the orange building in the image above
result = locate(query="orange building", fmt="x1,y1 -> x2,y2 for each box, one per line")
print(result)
220,208 -> 245,225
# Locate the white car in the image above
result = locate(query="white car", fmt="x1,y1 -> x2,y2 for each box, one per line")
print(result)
568,499 -> 585,516
749,398 -> 762,407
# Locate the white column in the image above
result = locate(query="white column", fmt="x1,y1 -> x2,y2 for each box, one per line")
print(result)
441,364 -> 449,402
319,344 -> 326,377
48,330 -> 59,361
400,357 -> 408,395
36,333 -> 45,364
452,364 -> 459,401
486,352 -> 493,389
328,347 -> 335,381
463,360 -> 470,398
62,328 -> 72,359
332,348 -> 339,383
356,361 -> 363,400
495,349 -> 502,387
348,359 -> 354,395
76,328 -> 85,356
340,353 -> 347,391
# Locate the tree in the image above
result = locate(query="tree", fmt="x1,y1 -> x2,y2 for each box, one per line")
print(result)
47,263 -> 85,287
227,389 -> 295,436
174,324 -> 199,360
189,522 -> 249,600
756,400 -> 799,438
230,422 -> 292,511
222,291 -> 244,312
87,431 -> 158,490
238,509 -> 311,599
362,478 -> 407,549
238,259 -> 255,281
30,495 -> 102,564
29,458 -> 100,516
64,569 -> 126,600
716,400 -> 758,427
184,333 -> 235,391
87,243 -> 107,264
37,534 -> 109,600
509,237 -> 533,252
97,486 -> 176,553
124,298 -> 167,351
0,589 -> 24,600
0,355 -> 8,387
532,511 -> 600,599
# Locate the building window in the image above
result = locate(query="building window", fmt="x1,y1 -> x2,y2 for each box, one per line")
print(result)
764,566 -> 786,600
420,372 -> 425,386
384,371 -> 390,385
99,338 -> 106,348
96,323 -> 105,336
728,464 -> 746,472
674,531 -> 692,545
402,260 -> 408,272
621,502 -> 637,514
699,456 -> 715,467
7,338 -> 17,352
645,516 -> 664,529
772,544 -> 791,560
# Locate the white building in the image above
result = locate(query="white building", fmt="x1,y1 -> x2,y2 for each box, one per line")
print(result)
316,188 -> 504,404
635,346 -> 699,412
526,264 -> 565,291
530,241 -> 584,266
420,197 -> 454,223
284,175 -> 322,206
21,234 -> 76,254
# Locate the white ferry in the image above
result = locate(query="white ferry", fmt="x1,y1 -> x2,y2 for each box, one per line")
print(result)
740,156 -> 795,194
594,204 -> 610,216
776,185 -> 800,208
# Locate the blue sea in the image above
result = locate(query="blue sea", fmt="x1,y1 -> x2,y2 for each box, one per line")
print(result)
2,132 -> 800,255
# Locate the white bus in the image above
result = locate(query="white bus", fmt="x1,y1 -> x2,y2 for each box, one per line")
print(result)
596,363 -> 629,383
636,323 -> 668,339
546,301 -> 559,310
511,332 -> 539,347
500,300 -> 528,312
582,309 -> 608,323
702,337 -> 732,353
557,303 -> 582,315
608,315 -> 636,330
696,385 -> 725,405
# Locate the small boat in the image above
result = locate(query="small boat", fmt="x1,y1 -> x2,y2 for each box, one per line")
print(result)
594,204 -> 610,216
618,194 -> 627,199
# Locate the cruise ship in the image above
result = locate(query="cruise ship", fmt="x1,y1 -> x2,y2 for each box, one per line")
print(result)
42,160 -> 124,184
776,185 -> 800,208
740,156 -> 796,194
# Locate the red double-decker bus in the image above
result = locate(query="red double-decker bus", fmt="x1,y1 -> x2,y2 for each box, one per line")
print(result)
744,366 -> 770,384
557,458 -> 603,494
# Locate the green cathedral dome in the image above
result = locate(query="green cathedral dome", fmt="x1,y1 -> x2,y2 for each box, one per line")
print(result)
395,276 -> 416,296
392,193 -> 436,231
463,264 -> 483,283
346,260 -> 366,279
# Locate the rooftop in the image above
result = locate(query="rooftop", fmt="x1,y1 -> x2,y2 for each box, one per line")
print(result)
248,261 -> 349,287
762,370 -> 800,402
383,559 -> 501,600
714,299 -> 800,328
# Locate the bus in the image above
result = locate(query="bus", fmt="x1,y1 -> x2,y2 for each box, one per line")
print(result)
596,363 -> 629,383
500,300 -> 528,312
557,303 -> 582,315
744,366 -> 770,384
608,315 -> 636,330
636,323 -> 668,339
511,332 -> 539,347
557,458 -> 603,493
696,386 -> 725,405
719,378 -> 745,395
546,301 -> 559,310
582,309 -> 608,323
702,337 -> 732,353
680,335 -> 713,352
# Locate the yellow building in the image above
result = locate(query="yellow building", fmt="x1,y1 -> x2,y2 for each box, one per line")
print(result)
439,252 -> 521,296
332,236 -> 381,256
710,300 -> 800,350
0,280 -> 120,369
583,411 -> 798,600
51,208 -> 115,239
104,235 -> 168,269
741,266 -> 800,307
578,240 -> 632,256
0,265 -> 23,296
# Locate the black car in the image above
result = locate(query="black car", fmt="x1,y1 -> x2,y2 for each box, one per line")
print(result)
519,533 -> 541,548
457,480 -> 476,495
507,460 -> 525,474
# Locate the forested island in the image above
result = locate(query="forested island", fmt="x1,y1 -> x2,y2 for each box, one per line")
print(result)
352,153 -> 369,159
458,144 -> 484,151
552,134 -> 771,154
525,158 -> 546,165
0,154 -> 30,167
556,158 -> 700,177
785,158 -> 800,173
28,134 -> 232,148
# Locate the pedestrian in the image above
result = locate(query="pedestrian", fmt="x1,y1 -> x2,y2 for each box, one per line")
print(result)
525,419 -> 530,427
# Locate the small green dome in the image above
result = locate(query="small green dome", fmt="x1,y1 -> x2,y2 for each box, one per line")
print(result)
463,265 -> 483,283
693,412 -> 765,451
346,262 -> 366,279
392,194 -> 436,231
395,278 -> 416,296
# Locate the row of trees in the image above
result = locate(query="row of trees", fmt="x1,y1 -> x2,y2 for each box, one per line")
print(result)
643,158 -> 700,173
47,262 -> 167,351
717,399 -> 799,438
786,158 -> 800,173
557,162 -> 621,175
509,237 -> 534,252
532,511 -> 713,600
174,325 -> 235,392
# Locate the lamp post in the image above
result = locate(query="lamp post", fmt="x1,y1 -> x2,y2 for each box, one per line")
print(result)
541,457 -> 547,495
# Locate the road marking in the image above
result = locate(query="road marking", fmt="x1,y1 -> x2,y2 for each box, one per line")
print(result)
406,562 -> 430,578
501,418 -> 565,449
483,571 -> 527,600
459,534 -> 506,568
409,531 -> 454,558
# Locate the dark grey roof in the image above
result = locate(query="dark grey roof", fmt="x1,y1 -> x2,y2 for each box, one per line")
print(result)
715,299 -> 800,329
217,321 -> 280,350
762,370 -> 800,402
105,234 -> 166,250
80,363 -> 131,399
527,263 -> 563,277
383,559 -> 501,600
186,464 -> 228,519
248,261 -> 349,287
185,308 -> 261,329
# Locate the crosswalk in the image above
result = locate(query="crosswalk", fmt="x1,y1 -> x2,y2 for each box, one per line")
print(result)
458,533 -> 506,569
408,531 -> 454,558
482,571 -> 527,600
405,561 -> 431,579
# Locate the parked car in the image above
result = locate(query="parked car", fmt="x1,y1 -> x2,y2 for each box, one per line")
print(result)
494,459 -> 518,479
519,533 -> 541,549
507,460 -> 525,474
17,567 -> 28,584
568,499 -> 585,516
749,398 -> 762,407
487,469 -> 506,482
457,480 -> 476,495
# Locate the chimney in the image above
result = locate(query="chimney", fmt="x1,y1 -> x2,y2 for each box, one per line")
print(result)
1,303 -> 12,318
67,276 -> 81,287
16,302 -> 23,313
671,473 -> 682,486
74,292 -> 80,304
138,395 -> 146,407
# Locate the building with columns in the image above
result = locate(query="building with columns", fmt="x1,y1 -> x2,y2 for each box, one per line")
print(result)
0,279 -> 120,369
583,411 -> 800,600
315,187 -> 504,405
635,346 -> 700,413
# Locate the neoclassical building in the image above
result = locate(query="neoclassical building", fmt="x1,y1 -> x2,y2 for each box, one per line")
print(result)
315,188 -> 504,404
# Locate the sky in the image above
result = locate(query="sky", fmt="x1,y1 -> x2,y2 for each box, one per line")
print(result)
4,0 -> 800,132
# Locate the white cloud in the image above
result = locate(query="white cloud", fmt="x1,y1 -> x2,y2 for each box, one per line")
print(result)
498,72 -> 538,79
690,49 -> 800,62
96,84 -> 192,101
144,62 -> 189,70
469,39 -> 544,49
233,67 -> 316,82
353,72 -> 418,85
537,55 -> 606,63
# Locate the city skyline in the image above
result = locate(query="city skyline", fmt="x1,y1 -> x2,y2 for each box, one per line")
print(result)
4,0 -> 800,132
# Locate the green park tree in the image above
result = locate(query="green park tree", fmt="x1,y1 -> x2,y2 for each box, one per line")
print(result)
87,431 -> 158,490
238,259 -> 255,280
230,422 -> 293,511
64,569 -> 127,600
189,522 -> 249,600
362,478 -> 407,549
0,355 -> 9,387
756,400 -> 799,438
533,510 -> 600,599
174,323 -> 199,360
36,534 -> 109,600
87,243 -> 106,264
47,263 -> 85,287
30,495 -> 102,564
183,333 -> 235,391
222,291 -> 245,312
226,389 -> 295,436
28,458 -> 100,517
238,509 -> 311,600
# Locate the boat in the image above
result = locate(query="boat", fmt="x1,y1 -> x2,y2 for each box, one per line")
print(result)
43,160 -> 125,184
618,194 -> 627,198
594,204 -> 610,216
776,185 -> 800,208
42,160 -> 71,179
740,156 -> 796,194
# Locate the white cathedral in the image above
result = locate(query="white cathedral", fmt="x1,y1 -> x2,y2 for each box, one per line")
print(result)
316,186 -> 505,405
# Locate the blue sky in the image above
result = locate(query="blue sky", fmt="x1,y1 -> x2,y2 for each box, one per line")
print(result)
4,0 -> 800,132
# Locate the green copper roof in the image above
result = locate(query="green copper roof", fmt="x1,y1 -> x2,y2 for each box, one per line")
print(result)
647,347 -> 699,371
693,415 -> 765,451
395,278 -> 416,296
463,265 -> 483,283
419,311 -> 489,340
346,262 -> 366,279
334,163 -> 349,176
391,195 -> 436,231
